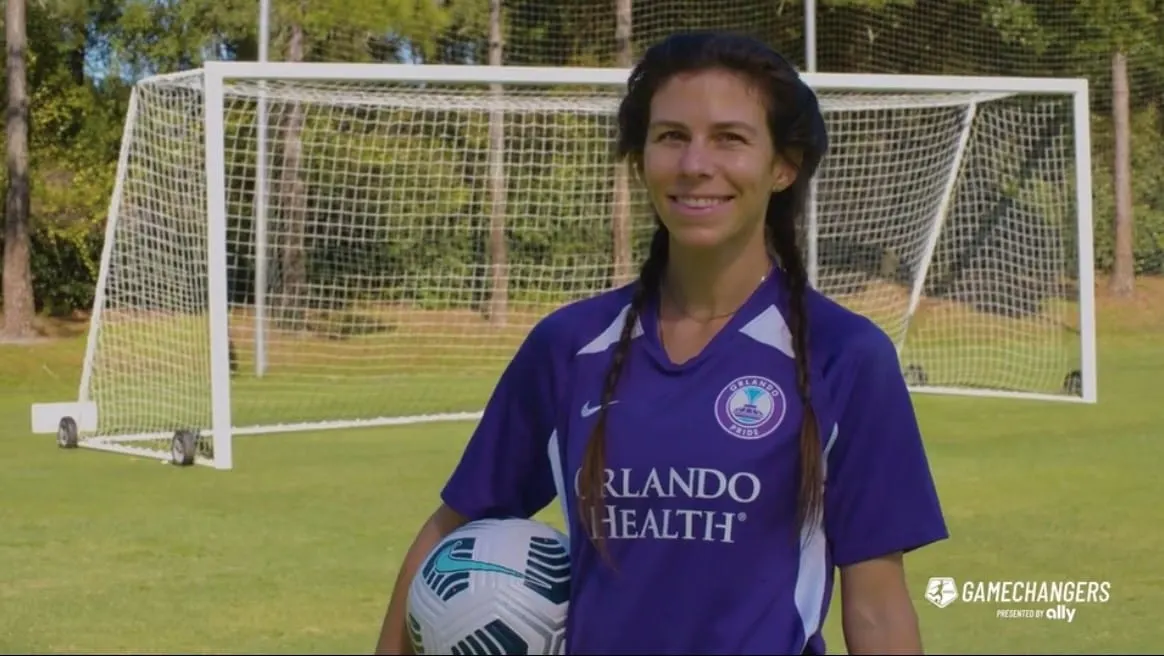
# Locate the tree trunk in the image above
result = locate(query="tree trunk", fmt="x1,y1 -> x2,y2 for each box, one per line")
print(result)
3,0 -> 34,340
1108,49 -> 1135,297
277,16 -> 308,327
611,0 -> 634,286
485,0 -> 508,324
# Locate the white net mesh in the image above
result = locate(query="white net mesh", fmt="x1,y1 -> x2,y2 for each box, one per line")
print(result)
80,69 -> 1089,464
813,90 -> 1083,396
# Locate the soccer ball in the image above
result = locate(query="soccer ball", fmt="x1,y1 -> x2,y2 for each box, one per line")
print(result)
406,517 -> 571,655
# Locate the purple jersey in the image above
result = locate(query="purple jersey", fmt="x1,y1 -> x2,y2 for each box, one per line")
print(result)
441,270 -> 948,655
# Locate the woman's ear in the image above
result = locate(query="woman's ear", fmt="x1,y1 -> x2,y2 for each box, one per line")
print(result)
771,160 -> 797,192
771,147 -> 804,192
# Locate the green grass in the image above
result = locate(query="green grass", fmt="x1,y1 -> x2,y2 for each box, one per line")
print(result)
1,282 -> 1161,654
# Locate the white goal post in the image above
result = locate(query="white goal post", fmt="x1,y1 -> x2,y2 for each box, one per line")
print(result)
31,62 -> 1098,470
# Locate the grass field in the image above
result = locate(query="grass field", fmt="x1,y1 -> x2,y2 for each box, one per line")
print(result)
2,276 -> 1162,654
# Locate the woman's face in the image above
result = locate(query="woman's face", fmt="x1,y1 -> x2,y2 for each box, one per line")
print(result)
641,68 -> 795,252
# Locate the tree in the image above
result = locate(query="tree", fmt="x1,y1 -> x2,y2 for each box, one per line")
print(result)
259,0 -> 454,326
1073,0 -> 1162,297
1110,48 -> 1134,297
3,0 -> 34,340
611,0 -> 633,285
275,3 -> 307,327
485,0 -> 508,323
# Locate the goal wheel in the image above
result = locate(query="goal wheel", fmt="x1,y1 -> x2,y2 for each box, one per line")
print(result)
57,417 -> 79,449
170,430 -> 199,466
904,363 -> 928,387
1062,369 -> 1082,396
196,433 -> 215,460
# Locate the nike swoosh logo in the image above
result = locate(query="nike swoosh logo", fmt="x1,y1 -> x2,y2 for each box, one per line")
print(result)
580,400 -> 619,418
431,539 -> 523,578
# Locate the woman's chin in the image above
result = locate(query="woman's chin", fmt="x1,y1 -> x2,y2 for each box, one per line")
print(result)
665,224 -> 734,251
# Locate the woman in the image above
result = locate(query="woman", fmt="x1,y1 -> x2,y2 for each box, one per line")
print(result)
375,30 -> 948,655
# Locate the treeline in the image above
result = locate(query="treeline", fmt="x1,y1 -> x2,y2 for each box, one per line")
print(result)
0,0 -> 1160,330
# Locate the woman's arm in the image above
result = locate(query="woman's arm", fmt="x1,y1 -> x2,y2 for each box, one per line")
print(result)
374,314 -> 568,654
373,504 -> 468,655
819,327 -> 949,653
839,552 -> 924,655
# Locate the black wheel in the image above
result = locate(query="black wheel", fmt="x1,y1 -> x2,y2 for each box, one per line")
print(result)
1062,369 -> 1083,396
170,430 -> 198,466
904,363 -> 928,387
196,433 -> 214,460
57,417 -> 78,449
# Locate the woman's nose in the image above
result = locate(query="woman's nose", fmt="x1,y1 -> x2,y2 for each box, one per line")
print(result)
677,142 -> 715,178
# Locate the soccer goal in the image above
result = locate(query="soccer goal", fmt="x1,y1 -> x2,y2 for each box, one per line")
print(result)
30,62 -> 1097,469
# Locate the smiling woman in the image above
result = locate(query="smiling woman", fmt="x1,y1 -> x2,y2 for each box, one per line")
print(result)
643,71 -> 796,257
375,30 -> 948,656
634,66 -> 803,367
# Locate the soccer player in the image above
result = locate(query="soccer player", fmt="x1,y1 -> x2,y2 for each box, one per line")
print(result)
375,30 -> 948,655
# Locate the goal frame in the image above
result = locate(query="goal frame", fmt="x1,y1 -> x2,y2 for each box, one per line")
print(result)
33,62 -> 1099,470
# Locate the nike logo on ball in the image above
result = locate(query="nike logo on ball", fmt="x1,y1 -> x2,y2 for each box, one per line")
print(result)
431,540 -> 523,579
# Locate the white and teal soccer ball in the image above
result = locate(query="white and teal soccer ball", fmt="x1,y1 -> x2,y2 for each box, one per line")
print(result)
406,517 -> 571,655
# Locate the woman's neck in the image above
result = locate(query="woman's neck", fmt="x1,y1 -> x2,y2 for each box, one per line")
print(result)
662,230 -> 772,321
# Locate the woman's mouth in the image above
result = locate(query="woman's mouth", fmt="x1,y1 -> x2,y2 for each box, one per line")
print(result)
669,195 -> 734,216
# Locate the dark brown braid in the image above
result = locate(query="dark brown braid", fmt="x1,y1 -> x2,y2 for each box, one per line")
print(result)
580,30 -> 831,562
577,229 -> 669,564
765,192 -> 824,537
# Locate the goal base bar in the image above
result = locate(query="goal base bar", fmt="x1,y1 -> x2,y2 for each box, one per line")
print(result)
24,384 -> 1091,441
31,386 -> 1087,457
30,401 -> 98,434
910,386 -> 1094,404
28,404 -> 486,469
80,437 -> 215,467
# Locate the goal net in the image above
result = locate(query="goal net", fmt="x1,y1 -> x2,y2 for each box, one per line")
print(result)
68,63 -> 1097,468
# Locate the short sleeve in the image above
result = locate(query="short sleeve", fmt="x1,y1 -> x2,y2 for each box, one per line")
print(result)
823,327 -> 949,568
440,317 -> 562,521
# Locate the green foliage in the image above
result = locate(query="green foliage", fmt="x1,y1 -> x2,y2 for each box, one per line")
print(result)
1090,105 -> 1164,275
4,0 -> 1164,319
